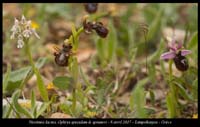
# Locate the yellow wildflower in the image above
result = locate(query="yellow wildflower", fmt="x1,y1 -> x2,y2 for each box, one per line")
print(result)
31,21 -> 39,29
47,82 -> 55,90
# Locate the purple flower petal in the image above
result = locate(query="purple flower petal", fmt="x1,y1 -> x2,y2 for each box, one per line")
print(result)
177,41 -> 183,49
160,51 -> 176,60
170,37 -> 177,47
181,50 -> 192,56
168,46 -> 177,52
168,39 -> 177,52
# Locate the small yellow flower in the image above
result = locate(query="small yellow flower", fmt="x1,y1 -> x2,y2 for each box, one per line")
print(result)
19,101 -> 31,109
47,82 -> 55,90
192,114 -> 198,119
31,21 -> 39,29
84,111 -> 97,117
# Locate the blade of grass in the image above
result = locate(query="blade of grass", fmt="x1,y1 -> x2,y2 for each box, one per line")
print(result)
130,78 -> 149,118
25,42 -> 49,102
12,90 -> 33,118
107,19 -> 117,63
3,63 -> 11,95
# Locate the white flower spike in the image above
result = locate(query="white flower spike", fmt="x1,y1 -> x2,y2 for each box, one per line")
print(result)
10,15 -> 40,48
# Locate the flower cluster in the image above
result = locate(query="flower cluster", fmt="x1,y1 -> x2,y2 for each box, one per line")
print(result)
10,15 -> 40,48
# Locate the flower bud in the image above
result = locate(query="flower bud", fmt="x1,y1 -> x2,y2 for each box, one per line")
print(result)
84,3 -> 98,14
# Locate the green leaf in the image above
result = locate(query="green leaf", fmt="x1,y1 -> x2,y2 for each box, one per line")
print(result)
36,102 -> 50,118
146,39 -> 165,63
71,23 -> 78,51
182,67 -> 197,87
147,9 -> 163,42
3,99 -> 14,118
34,57 -> 49,102
160,60 -> 166,82
31,90 -> 37,118
60,101 -> 83,117
107,19 -> 117,62
3,63 -> 11,95
76,85 -> 85,106
149,90 -> 155,105
130,78 -> 148,118
79,67 -> 93,87
12,90 -> 33,118
31,90 -> 36,112
5,58 -> 48,94
59,102 -> 71,115
166,93 -> 175,118
6,81 -> 22,94
9,66 -> 31,82
53,76 -> 73,90
96,38 -> 106,64
192,78 -> 198,100
173,81 -> 193,101
148,63 -> 156,85
188,31 -> 197,49
128,26 -> 137,63
34,67 -> 49,102
35,57 -> 48,69
3,105 -> 11,118
96,78 -> 107,106
8,57 -> 47,83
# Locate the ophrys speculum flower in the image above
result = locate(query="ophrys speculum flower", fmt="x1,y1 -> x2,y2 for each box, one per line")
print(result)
161,37 -> 192,71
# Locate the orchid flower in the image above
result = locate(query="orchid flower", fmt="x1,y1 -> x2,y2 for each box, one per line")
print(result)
160,36 -> 192,71
160,37 -> 191,60
10,15 -> 40,48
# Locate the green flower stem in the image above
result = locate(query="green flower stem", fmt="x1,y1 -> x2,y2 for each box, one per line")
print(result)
68,27 -> 84,115
90,12 -> 110,21
68,27 -> 84,43
66,13 -> 109,115
67,27 -> 84,115
168,60 -> 179,117
72,86 -> 76,114
24,39 -> 49,102
71,57 -> 79,115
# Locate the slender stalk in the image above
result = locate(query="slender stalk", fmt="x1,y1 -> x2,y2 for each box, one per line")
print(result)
68,27 -> 84,43
67,26 -> 84,115
24,40 -> 49,102
90,12 -> 110,21
66,13 -> 110,115
71,57 -> 78,115
72,87 -> 76,114
168,60 -> 179,117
